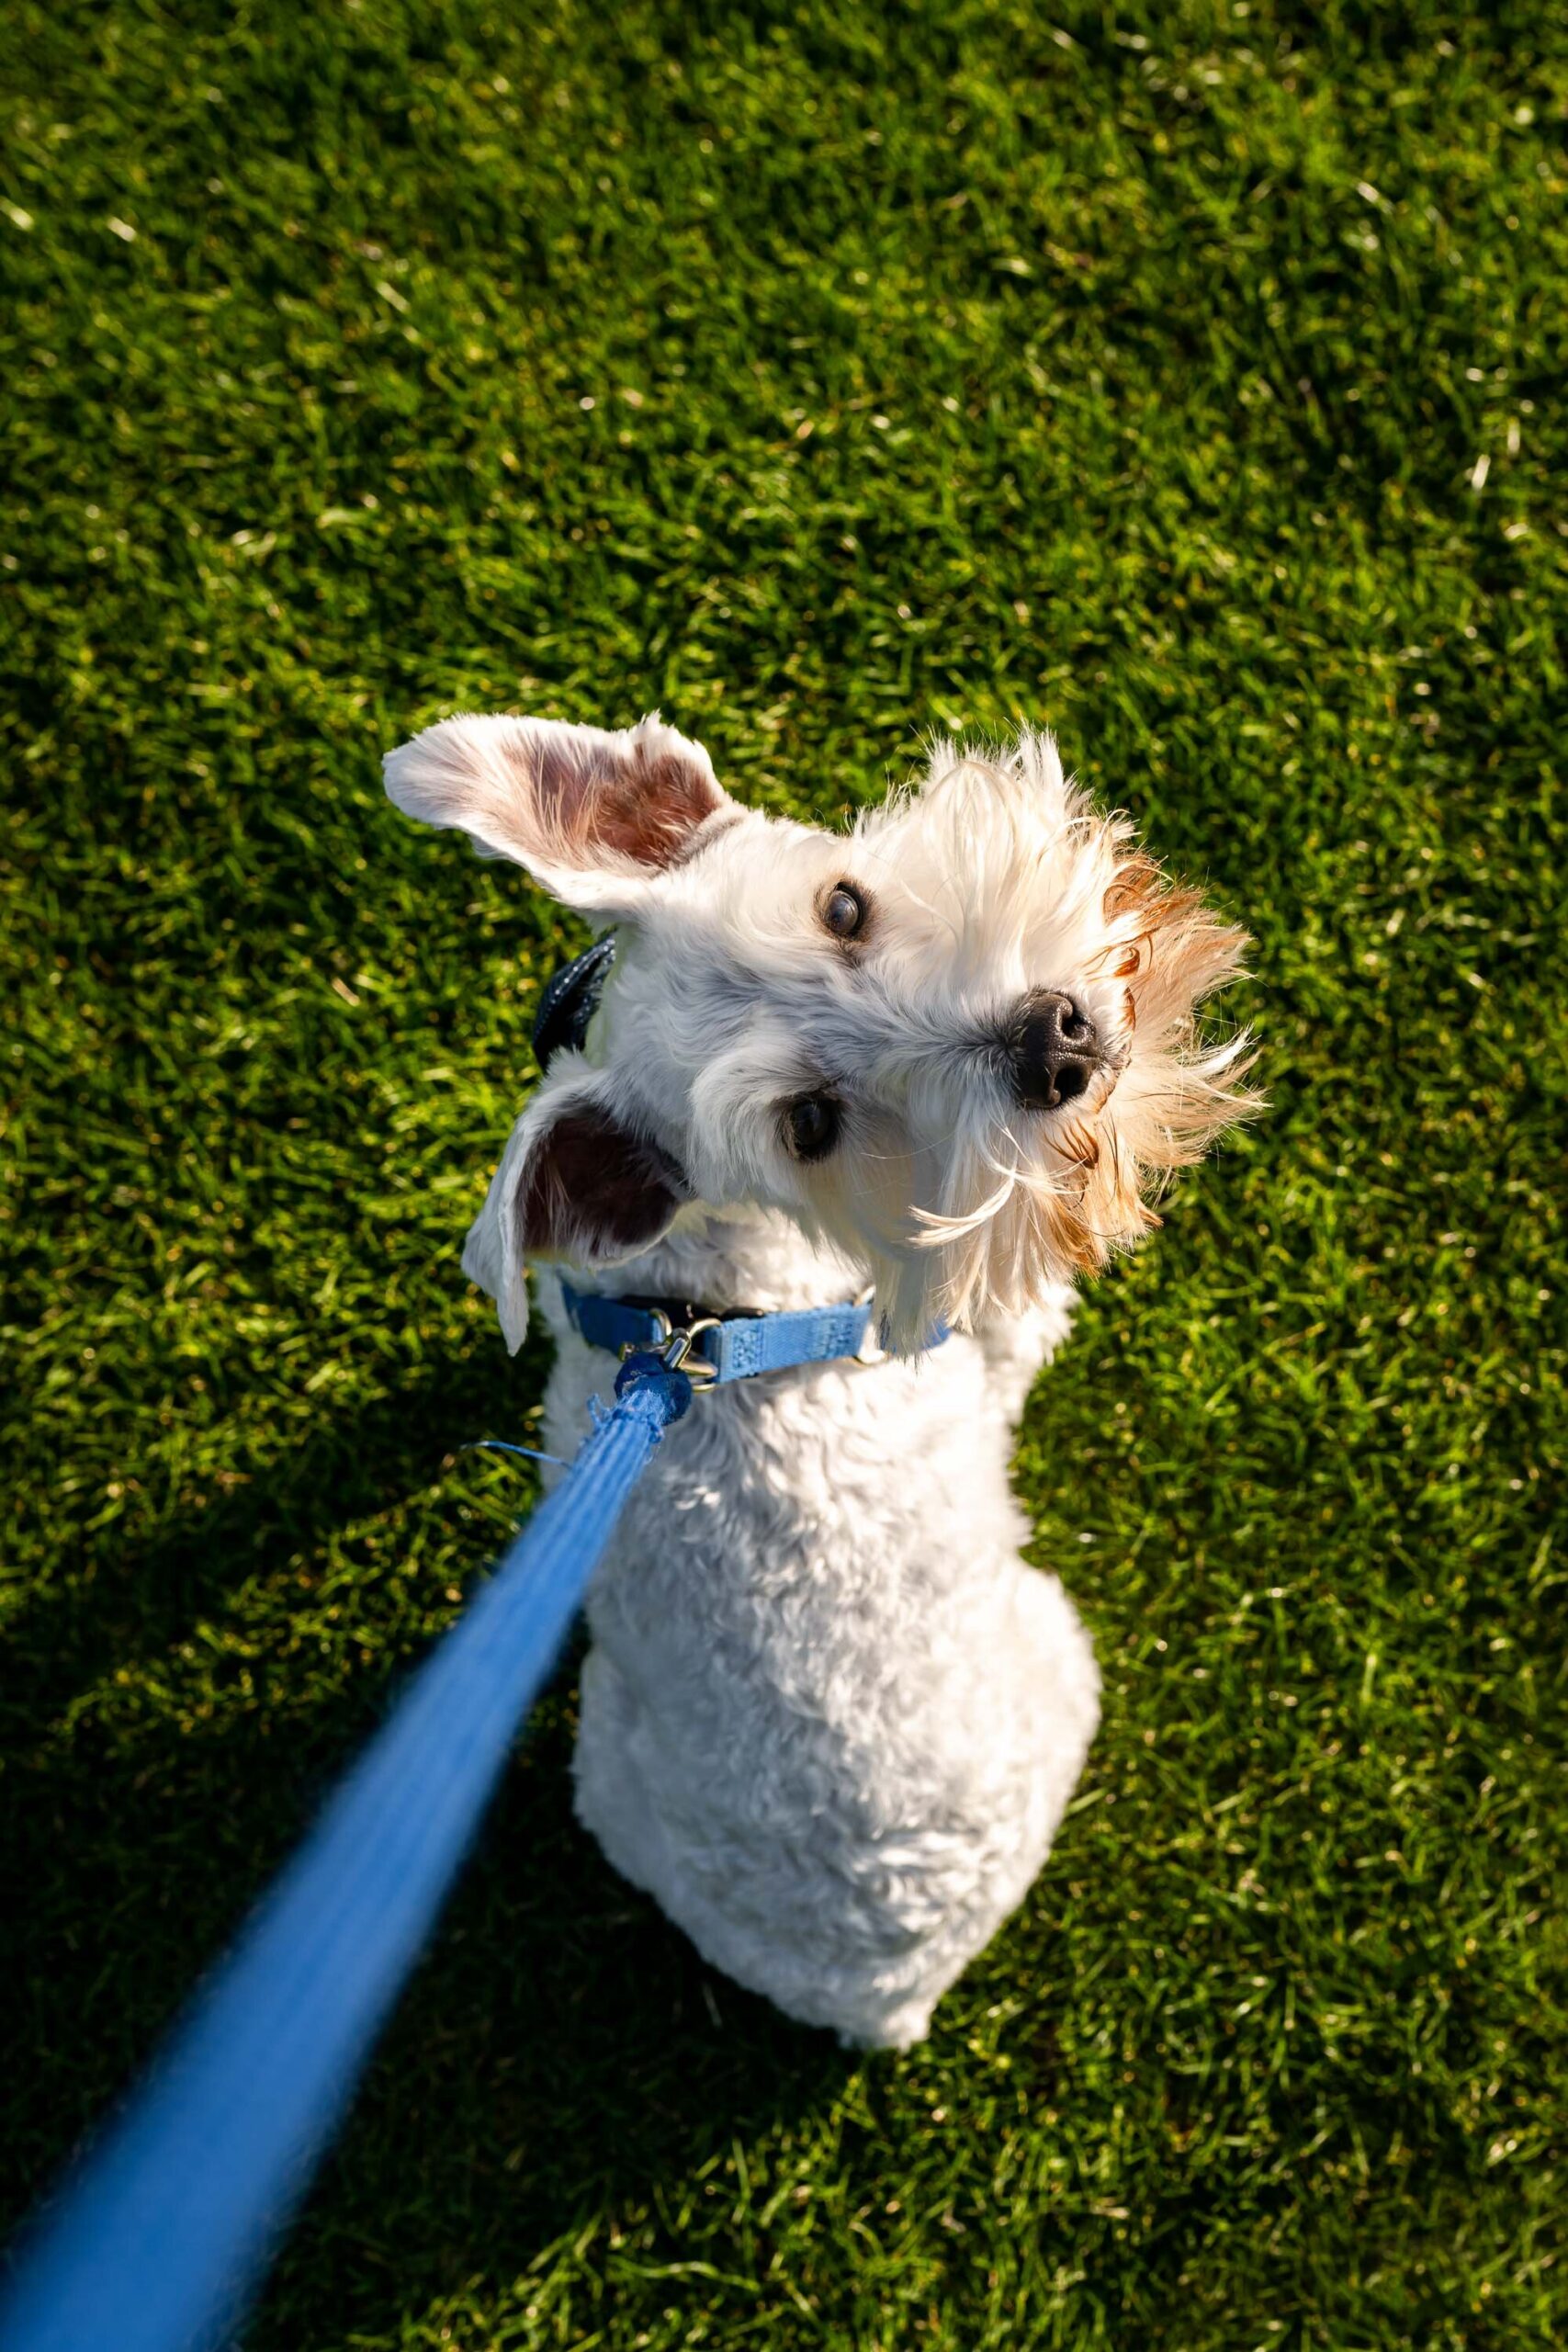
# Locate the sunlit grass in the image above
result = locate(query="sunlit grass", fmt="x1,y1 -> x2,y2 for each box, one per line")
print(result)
2,3 -> 1563,2346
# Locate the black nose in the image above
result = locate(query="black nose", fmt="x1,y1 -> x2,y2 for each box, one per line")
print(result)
1005,990 -> 1100,1111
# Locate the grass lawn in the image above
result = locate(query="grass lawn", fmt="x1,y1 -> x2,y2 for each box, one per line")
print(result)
3,2 -> 1565,2345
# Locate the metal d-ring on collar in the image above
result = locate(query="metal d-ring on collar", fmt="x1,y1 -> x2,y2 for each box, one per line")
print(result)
623,1306 -> 725,1389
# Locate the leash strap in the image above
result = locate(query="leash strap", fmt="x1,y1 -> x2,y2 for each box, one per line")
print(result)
559,1282 -> 879,1383
0,1363 -> 693,2352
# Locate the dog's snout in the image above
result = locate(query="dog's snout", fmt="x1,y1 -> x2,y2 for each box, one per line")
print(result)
1006,990 -> 1101,1111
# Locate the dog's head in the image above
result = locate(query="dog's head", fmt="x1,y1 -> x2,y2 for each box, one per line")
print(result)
386,714 -> 1255,1351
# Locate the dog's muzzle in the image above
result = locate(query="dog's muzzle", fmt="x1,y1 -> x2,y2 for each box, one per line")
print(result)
1003,990 -> 1104,1112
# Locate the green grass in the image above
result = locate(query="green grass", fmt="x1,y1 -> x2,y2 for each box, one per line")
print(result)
3,1 -> 1565,2344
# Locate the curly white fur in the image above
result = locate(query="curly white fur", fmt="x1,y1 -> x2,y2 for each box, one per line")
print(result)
541,1218 -> 1094,2047
386,712 -> 1252,2045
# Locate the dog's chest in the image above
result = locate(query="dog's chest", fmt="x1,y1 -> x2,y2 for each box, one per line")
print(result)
541,1319 -> 1026,1718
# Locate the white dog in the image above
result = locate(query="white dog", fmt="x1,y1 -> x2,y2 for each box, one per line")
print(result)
386,714 -> 1251,2047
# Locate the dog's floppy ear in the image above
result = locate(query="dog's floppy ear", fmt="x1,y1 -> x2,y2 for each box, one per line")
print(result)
462,1065 -> 688,1352
384,711 -> 733,910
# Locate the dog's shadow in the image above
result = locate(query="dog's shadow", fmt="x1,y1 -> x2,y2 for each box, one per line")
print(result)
2,1351 -> 853,2342
1,1338 -> 547,1758
260,1743 -> 853,2345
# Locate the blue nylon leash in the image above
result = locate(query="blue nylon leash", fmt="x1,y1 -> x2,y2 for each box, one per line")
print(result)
0,1277 -> 933,2352
0,1359 -> 691,2352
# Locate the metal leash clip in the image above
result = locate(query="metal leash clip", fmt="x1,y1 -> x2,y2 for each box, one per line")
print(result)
619,1307 -> 722,1389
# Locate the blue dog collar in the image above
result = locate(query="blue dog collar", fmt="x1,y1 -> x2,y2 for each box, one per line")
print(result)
558,1281 -> 944,1387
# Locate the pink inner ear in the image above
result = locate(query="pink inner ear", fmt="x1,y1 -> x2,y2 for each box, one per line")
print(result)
386,712 -> 731,886
555,729 -> 726,870
520,1106 -> 687,1261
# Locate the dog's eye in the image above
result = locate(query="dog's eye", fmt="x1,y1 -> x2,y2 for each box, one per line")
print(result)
822,883 -> 866,941
786,1093 -> 841,1161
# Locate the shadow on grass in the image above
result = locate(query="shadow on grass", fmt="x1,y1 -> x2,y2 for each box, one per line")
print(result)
262,1751 -> 852,2347
2,1337 -> 545,1757
2,1349 -> 851,2341
3,1695 -> 848,2345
